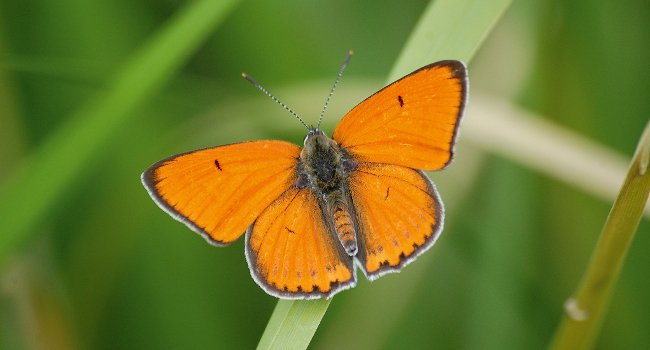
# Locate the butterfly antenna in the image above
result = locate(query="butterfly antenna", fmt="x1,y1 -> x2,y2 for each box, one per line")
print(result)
317,50 -> 353,131
242,72 -> 310,131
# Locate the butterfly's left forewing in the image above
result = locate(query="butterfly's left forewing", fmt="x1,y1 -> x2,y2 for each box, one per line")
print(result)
333,61 -> 467,171
246,186 -> 356,299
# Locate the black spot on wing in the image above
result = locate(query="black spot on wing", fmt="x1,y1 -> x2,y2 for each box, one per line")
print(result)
397,95 -> 404,107
214,159 -> 222,171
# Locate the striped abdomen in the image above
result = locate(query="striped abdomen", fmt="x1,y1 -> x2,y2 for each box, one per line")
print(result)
333,205 -> 357,256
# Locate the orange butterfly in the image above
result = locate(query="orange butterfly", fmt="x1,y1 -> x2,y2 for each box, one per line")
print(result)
142,54 -> 467,299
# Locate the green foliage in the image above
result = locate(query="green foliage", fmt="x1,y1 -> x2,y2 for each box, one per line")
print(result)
0,0 -> 238,266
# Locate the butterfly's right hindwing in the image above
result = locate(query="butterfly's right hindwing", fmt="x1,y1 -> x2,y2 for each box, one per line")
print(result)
245,186 -> 357,299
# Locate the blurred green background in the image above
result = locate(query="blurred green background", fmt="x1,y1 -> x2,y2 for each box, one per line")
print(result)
1,0 -> 648,349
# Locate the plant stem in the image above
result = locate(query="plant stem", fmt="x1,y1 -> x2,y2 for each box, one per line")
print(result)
550,121 -> 650,349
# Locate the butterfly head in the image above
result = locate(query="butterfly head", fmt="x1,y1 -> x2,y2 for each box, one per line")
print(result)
302,128 -> 344,158
301,128 -> 340,167
304,128 -> 326,145
300,126 -> 354,199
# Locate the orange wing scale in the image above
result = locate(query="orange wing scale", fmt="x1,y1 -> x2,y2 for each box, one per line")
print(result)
246,187 -> 356,298
333,61 -> 466,171
142,141 -> 300,245
349,163 -> 443,279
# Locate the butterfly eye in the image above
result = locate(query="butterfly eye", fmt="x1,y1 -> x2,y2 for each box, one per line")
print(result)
295,173 -> 310,188
342,158 -> 357,172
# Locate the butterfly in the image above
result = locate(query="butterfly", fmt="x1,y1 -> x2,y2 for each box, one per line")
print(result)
142,54 -> 467,299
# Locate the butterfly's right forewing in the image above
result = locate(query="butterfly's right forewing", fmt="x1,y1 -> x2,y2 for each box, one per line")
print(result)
142,141 -> 300,245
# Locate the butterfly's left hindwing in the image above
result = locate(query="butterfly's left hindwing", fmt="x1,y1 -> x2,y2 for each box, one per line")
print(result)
348,162 -> 443,279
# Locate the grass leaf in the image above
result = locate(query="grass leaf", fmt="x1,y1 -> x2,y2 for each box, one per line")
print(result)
389,0 -> 512,81
0,0 -> 239,264
257,299 -> 332,350
256,1 -> 512,349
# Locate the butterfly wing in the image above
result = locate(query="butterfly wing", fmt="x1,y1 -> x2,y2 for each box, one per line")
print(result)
332,60 -> 467,171
142,141 -> 300,245
246,186 -> 356,299
332,61 -> 466,277
348,162 -> 443,279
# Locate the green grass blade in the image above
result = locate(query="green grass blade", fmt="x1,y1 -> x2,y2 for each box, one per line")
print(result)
0,0 -> 238,264
550,121 -> 650,350
257,299 -> 332,350
389,0 -> 512,81
256,1 -> 512,349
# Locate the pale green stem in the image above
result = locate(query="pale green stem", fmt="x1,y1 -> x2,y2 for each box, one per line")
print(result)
549,121 -> 650,349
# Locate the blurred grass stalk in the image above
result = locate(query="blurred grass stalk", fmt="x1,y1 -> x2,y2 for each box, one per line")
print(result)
0,0 -> 238,265
466,95 -> 650,218
256,0 -> 512,349
549,121 -> 650,350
